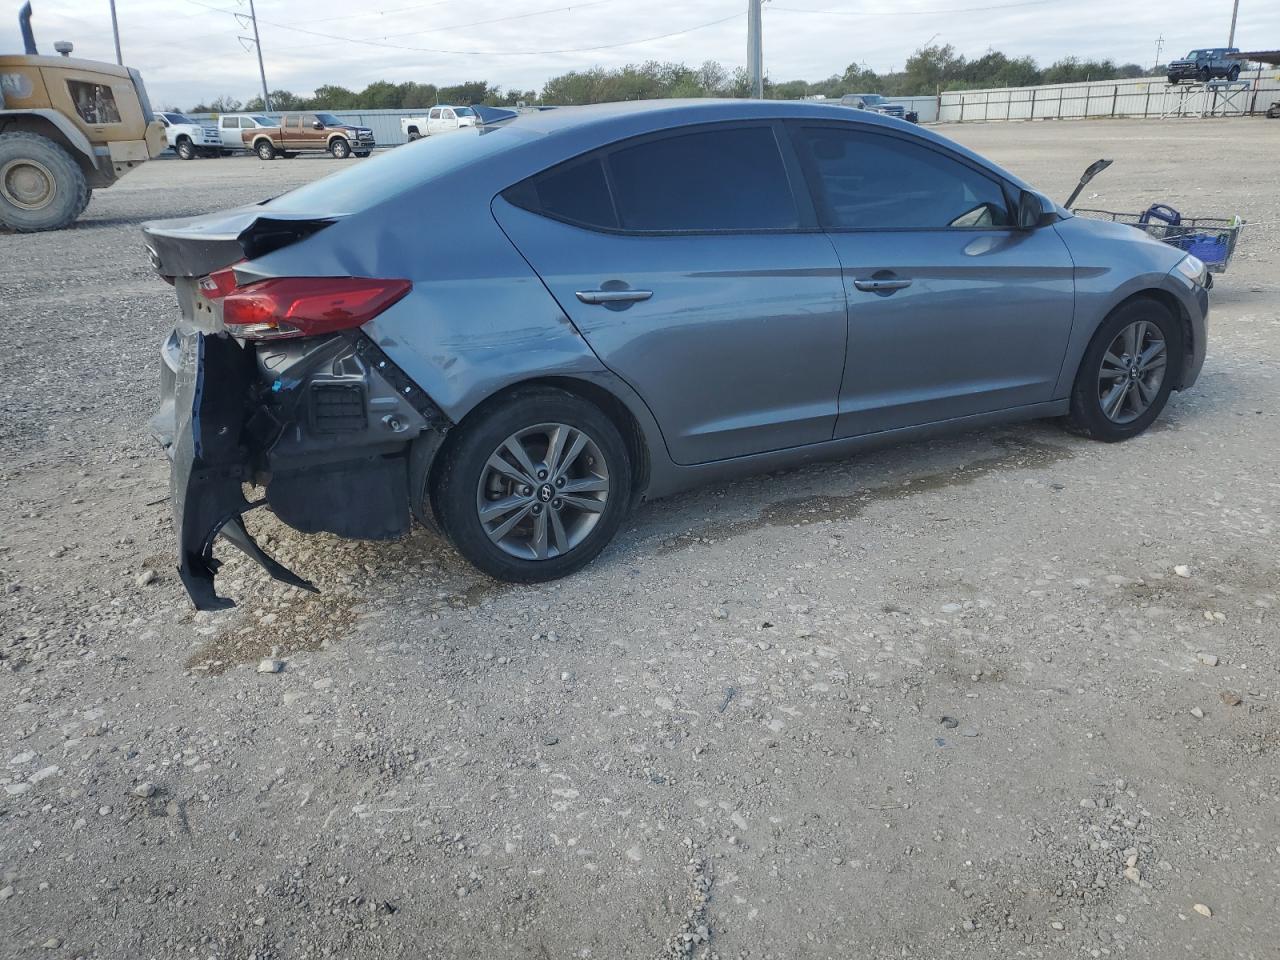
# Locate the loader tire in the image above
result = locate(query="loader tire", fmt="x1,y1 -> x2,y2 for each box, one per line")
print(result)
0,131 -> 89,232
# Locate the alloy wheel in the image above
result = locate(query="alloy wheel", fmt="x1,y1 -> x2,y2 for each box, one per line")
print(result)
1097,319 -> 1168,424
475,422 -> 610,560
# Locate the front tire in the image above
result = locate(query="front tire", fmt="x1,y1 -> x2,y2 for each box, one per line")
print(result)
255,139 -> 276,160
176,137 -> 196,160
1228,65 -> 1240,81
329,138 -> 350,159
432,387 -> 632,582
0,132 -> 89,232
1065,298 -> 1183,442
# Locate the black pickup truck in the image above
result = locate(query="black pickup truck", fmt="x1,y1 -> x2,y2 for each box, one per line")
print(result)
1166,47 -> 1242,84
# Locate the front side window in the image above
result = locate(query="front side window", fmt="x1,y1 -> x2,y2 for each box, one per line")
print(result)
792,125 -> 1010,230
606,125 -> 797,232
69,81 -> 121,124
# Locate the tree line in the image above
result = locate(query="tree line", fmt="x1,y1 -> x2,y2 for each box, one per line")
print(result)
183,44 -> 1158,113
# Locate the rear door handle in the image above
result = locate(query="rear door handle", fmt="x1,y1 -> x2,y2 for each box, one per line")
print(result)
852,278 -> 912,292
575,289 -> 653,305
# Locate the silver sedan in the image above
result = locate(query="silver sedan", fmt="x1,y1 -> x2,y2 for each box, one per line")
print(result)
143,99 -> 1209,609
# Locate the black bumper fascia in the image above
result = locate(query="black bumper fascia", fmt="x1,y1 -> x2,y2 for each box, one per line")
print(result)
169,331 -> 318,611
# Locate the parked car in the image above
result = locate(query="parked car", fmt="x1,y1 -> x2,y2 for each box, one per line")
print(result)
840,93 -> 906,119
1166,48 -> 1242,84
244,112 -> 374,159
156,111 -> 221,159
143,100 -> 1210,609
1267,100 -> 1280,119
400,105 -> 478,141
216,113 -> 274,152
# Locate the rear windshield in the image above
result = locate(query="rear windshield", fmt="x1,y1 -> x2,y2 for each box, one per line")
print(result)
264,123 -> 532,215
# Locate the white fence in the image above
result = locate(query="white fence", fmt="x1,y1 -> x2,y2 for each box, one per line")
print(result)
938,72 -> 1280,122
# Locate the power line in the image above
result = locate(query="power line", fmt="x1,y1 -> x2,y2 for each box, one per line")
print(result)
186,0 -> 741,56
770,0 -> 1054,15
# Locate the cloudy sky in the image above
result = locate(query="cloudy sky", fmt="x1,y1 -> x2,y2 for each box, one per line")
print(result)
6,0 -> 1277,109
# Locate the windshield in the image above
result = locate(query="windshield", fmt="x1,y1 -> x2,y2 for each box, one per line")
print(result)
250,115 -> 271,125
454,107 -> 475,117
315,113 -> 343,126
1188,50 -> 1206,58
861,95 -> 885,104
165,113 -> 195,124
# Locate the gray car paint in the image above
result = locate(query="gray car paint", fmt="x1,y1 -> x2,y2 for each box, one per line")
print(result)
145,98 -> 1207,509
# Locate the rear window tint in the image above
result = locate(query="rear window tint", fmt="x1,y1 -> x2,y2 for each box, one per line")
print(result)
506,156 -> 617,229
606,126 -> 797,231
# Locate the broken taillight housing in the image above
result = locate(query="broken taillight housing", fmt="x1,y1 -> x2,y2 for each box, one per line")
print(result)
218,276 -> 412,340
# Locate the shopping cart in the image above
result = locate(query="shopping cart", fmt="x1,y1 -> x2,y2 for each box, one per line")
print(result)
1072,205 -> 1245,274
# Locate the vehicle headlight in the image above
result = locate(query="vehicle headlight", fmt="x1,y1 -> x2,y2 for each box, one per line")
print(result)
1175,254 -> 1208,287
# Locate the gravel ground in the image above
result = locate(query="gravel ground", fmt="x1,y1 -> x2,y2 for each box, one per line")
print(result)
2,118 -> 1279,960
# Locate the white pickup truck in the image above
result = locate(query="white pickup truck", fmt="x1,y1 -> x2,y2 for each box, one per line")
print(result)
400,104 -> 477,141
156,111 -> 223,159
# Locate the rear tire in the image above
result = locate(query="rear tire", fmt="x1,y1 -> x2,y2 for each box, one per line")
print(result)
432,387 -> 632,582
0,132 -> 89,232
329,138 -> 350,159
1065,298 -> 1183,442
176,137 -> 196,160
255,139 -> 276,160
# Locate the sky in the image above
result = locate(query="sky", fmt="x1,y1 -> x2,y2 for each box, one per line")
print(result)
5,0 -> 1278,109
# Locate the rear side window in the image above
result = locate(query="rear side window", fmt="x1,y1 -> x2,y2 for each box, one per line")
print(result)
506,124 -> 798,233
792,126 -> 1010,230
606,126 -> 796,231
507,156 -> 617,229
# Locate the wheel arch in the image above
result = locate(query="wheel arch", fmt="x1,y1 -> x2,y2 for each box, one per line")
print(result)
1106,288 -> 1195,389
416,374 -> 653,530
0,110 -> 97,178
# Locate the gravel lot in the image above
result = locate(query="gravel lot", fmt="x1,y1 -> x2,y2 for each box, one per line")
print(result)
2,118 -> 1279,960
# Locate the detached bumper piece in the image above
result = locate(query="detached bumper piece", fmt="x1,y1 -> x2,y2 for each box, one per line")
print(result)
171,332 -> 317,610
161,327 -> 447,610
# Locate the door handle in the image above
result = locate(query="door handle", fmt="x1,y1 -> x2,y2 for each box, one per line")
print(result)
852,278 -> 912,292
575,289 -> 653,305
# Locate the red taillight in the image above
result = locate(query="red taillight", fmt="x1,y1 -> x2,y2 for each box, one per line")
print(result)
221,277 -> 412,340
199,264 -> 241,300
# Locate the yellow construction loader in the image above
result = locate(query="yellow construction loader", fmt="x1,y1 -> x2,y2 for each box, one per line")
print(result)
0,2 -> 164,231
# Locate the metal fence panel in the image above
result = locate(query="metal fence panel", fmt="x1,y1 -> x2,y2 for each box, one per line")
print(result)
939,72 -> 1280,122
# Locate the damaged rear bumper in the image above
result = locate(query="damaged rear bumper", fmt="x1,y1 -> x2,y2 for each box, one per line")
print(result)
153,327 -> 448,611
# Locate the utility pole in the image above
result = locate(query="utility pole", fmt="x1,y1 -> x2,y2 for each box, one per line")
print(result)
1154,34 -> 1164,71
1227,0 -> 1239,47
747,0 -> 763,99
236,0 -> 271,112
109,0 -> 122,64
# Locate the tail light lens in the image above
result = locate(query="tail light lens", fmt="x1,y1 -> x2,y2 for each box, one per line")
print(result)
220,277 -> 412,340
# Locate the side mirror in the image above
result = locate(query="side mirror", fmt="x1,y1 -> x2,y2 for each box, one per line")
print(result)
1017,190 -> 1050,230
312,120 -> 324,130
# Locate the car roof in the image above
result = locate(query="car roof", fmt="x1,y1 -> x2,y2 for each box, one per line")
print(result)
265,98 -> 1037,218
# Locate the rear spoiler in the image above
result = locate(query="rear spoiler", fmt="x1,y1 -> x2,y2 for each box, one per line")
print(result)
471,104 -> 518,127
142,210 -> 336,278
